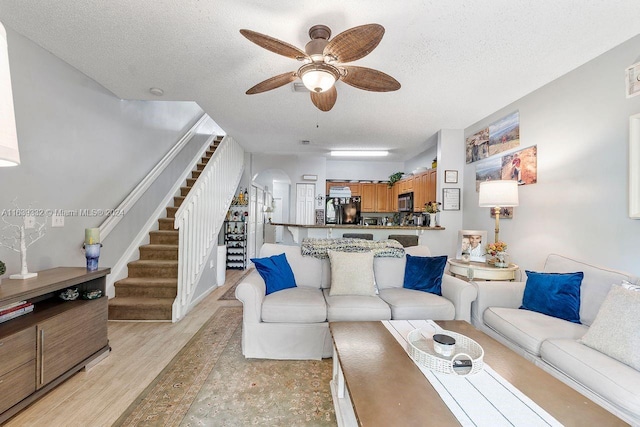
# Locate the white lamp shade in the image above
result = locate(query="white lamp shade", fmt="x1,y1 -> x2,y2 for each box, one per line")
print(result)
301,69 -> 336,93
0,22 -> 19,167
479,180 -> 519,207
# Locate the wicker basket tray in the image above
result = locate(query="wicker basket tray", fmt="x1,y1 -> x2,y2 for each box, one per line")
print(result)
407,328 -> 484,376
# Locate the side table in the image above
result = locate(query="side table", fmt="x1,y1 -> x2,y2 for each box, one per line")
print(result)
447,258 -> 519,281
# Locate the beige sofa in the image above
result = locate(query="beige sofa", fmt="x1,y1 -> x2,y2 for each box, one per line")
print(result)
471,254 -> 640,425
235,243 -> 477,360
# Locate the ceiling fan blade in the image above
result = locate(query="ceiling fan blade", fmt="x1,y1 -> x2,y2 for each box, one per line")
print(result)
324,24 -> 385,63
341,66 -> 401,92
310,86 -> 337,111
246,72 -> 298,94
240,29 -> 309,60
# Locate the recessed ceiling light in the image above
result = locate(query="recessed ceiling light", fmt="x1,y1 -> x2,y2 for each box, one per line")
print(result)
149,87 -> 164,96
301,140 -> 311,145
330,150 -> 389,157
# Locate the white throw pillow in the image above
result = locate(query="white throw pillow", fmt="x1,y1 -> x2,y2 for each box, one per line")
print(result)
328,250 -> 376,296
579,284 -> 640,370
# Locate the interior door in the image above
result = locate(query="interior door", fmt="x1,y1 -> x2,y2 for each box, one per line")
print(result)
255,186 -> 264,257
296,183 -> 315,225
273,198 -> 283,242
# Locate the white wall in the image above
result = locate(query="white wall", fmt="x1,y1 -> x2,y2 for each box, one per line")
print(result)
326,160 -> 404,181
0,27 -> 204,277
463,34 -> 640,276
424,130 -> 465,257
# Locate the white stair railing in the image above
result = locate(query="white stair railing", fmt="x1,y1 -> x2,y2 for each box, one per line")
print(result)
172,135 -> 244,322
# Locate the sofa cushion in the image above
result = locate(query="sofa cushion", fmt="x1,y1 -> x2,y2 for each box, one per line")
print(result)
403,254 -> 447,295
484,307 -> 588,356
323,289 -> 391,321
520,270 -> 583,323
374,245 -> 432,289
540,338 -> 640,419
260,243 -> 322,289
543,254 -> 637,326
261,287 -> 327,323
328,250 -> 376,296
251,253 -> 297,295
578,284 -> 640,371
379,288 -> 455,320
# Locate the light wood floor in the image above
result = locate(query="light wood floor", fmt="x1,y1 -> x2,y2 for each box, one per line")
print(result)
5,269 -> 247,427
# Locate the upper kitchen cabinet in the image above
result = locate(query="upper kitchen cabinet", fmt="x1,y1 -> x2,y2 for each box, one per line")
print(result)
413,169 -> 437,212
326,181 -> 361,197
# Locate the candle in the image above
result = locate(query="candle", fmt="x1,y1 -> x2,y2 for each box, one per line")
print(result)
85,228 -> 100,245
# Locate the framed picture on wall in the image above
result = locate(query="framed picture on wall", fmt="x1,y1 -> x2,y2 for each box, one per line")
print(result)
444,170 -> 458,183
455,230 -> 488,262
442,188 -> 460,210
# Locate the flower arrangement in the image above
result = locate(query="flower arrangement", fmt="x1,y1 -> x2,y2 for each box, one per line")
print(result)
424,201 -> 441,213
485,241 -> 507,256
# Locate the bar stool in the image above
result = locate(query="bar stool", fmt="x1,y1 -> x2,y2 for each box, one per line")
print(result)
388,234 -> 418,247
342,233 -> 374,240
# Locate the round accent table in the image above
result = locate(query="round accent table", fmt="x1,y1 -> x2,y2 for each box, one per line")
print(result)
447,259 -> 519,281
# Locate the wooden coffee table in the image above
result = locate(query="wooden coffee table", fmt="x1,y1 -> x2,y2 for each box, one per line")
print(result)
329,320 -> 626,427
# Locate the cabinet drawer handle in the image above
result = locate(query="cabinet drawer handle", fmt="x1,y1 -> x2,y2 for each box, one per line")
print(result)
40,329 -> 45,384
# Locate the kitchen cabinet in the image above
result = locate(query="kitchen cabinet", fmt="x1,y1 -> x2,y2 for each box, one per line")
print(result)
360,183 -> 376,212
326,182 -> 361,197
0,268 -> 110,423
375,183 -> 391,212
413,169 -> 437,212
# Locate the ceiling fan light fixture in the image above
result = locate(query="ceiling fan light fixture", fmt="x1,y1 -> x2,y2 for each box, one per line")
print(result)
330,150 -> 389,157
299,63 -> 339,93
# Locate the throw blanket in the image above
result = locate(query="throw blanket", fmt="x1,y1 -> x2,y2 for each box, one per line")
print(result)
301,238 -> 405,259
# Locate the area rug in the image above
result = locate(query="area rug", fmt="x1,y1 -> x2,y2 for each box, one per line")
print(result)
114,306 -> 335,426
218,268 -> 253,300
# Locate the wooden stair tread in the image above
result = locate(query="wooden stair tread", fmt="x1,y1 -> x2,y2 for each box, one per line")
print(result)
128,259 -> 177,266
108,297 -> 174,306
149,230 -> 178,235
115,277 -> 177,285
139,244 -> 178,250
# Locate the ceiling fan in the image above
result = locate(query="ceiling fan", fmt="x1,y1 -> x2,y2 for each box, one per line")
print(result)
240,24 -> 401,112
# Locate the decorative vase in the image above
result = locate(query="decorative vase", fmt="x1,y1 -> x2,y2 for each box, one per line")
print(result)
428,213 -> 437,227
495,251 -> 509,268
84,243 -> 102,271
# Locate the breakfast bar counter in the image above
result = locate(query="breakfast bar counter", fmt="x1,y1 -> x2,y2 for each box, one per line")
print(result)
268,222 -> 444,243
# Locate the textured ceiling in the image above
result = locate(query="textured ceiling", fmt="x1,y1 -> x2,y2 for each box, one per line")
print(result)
1,1 -> 639,161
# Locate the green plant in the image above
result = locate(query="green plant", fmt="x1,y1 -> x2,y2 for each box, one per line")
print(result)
388,172 -> 403,188
424,201 -> 441,213
0,260 -> 5,276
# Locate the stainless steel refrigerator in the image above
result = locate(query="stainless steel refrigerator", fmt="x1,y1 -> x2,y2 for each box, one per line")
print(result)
325,196 -> 361,224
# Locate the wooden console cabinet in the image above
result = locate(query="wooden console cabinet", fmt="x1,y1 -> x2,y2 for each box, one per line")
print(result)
0,267 -> 110,423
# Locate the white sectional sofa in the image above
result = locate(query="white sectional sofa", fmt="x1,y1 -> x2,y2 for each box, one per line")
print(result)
235,243 -> 477,360
471,254 -> 640,425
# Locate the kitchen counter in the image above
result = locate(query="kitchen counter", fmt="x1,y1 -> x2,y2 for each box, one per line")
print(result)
269,222 -> 444,230
267,222 -> 444,244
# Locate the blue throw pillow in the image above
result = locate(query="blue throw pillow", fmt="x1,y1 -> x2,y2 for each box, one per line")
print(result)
520,270 -> 583,323
402,254 -> 448,296
251,253 -> 297,295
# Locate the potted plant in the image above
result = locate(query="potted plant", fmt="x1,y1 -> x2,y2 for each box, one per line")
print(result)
0,260 -> 5,276
424,201 -> 441,227
388,172 -> 403,188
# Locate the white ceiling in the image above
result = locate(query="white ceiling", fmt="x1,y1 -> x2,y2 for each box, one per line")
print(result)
1,1 -> 639,161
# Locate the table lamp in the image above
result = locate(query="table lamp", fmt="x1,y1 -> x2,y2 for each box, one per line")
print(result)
478,180 -> 519,243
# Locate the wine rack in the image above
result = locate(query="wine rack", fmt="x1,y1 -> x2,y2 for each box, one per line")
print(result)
224,206 -> 248,269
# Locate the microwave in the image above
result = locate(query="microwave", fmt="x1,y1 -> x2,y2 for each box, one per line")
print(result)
398,192 -> 413,212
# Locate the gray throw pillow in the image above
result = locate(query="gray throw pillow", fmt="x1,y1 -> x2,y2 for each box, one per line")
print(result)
328,250 -> 376,296
579,284 -> 640,370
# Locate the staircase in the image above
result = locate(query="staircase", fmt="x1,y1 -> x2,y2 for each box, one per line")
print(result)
108,137 -> 223,321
